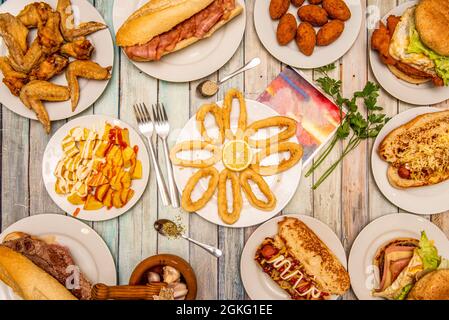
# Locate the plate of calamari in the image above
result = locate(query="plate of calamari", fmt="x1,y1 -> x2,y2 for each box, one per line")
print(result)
0,0 -> 114,133
170,88 -> 303,228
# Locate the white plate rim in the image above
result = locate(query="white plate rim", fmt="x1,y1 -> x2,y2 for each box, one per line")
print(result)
371,106 -> 449,215
240,213 -> 347,300
172,99 -> 302,228
42,114 -> 150,222
253,0 -> 363,69
0,213 -> 117,300
112,0 -> 246,82
348,212 -> 449,300
0,0 -> 115,121
368,0 -> 449,105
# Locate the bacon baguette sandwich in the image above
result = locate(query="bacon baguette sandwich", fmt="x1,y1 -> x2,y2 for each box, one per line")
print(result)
378,110 -> 449,188
254,217 -> 350,300
116,0 -> 243,62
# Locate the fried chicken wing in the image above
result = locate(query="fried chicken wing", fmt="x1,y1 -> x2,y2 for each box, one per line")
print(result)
17,2 -> 53,28
0,13 -> 29,54
65,60 -> 111,111
38,12 -> 65,54
60,38 -> 94,60
30,54 -> 69,81
19,80 -> 70,133
371,21 -> 397,65
57,0 -> 106,41
0,57 -> 29,96
2,36 -> 44,74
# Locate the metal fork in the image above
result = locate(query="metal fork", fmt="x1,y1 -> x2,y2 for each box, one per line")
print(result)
133,103 -> 171,206
152,103 -> 180,208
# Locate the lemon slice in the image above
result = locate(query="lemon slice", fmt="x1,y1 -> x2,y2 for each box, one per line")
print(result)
222,140 -> 252,172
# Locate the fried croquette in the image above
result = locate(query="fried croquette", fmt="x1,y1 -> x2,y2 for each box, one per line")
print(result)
296,22 -> 316,56
277,13 -> 297,45
270,0 -> 290,20
297,5 -> 328,26
322,0 -> 351,21
317,19 -> 344,46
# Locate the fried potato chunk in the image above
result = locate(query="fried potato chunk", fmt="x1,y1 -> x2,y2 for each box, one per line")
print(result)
65,60 -> 112,111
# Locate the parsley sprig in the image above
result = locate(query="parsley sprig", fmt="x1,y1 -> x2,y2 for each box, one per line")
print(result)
305,63 -> 389,189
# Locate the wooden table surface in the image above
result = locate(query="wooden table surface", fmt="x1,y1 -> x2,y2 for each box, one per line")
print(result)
1,0 -> 449,300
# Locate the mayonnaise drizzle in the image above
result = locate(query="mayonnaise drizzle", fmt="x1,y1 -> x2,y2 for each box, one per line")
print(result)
267,254 -> 322,298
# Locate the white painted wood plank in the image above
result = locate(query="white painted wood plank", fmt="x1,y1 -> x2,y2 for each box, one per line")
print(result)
117,55 -> 158,284
217,42 -> 245,301
189,74 -> 220,300
367,0 -> 398,222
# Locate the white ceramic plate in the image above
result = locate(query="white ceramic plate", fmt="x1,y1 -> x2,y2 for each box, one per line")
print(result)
0,0 -> 114,121
254,0 -> 362,69
172,99 -> 302,228
369,1 -> 449,105
348,213 -> 449,300
42,115 -> 150,222
0,214 -> 117,300
371,107 -> 449,215
240,214 -> 347,300
112,0 -> 246,82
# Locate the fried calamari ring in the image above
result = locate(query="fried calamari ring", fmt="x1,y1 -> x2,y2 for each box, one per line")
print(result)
217,169 -> 242,225
244,116 -> 297,148
196,103 -> 224,144
170,141 -> 221,168
181,167 -> 219,212
252,141 -> 303,176
239,169 -> 276,211
223,88 -> 247,140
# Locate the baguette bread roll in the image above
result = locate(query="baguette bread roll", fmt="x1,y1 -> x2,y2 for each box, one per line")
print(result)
278,217 -> 350,295
116,0 -> 216,46
0,246 -> 77,300
127,6 -> 243,62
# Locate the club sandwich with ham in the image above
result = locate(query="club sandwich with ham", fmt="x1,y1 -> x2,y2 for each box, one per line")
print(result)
372,231 -> 442,300
116,0 -> 243,62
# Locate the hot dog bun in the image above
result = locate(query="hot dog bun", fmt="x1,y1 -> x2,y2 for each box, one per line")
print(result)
378,110 -> 449,189
278,217 -> 350,295
0,246 -> 77,300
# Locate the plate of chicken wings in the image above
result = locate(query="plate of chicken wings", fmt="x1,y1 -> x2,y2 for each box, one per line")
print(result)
0,0 -> 114,133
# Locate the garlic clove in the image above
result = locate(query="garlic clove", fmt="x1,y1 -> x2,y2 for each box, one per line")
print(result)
162,266 -> 181,284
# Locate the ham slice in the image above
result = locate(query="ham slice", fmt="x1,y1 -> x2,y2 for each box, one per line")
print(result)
124,0 -> 236,61
377,245 -> 416,291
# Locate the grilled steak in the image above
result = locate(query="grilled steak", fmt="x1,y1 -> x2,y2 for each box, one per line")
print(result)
1,235 -> 92,300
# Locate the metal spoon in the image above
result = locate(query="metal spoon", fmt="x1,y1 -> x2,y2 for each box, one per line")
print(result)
197,57 -> 261,97
154,219 -> 223,258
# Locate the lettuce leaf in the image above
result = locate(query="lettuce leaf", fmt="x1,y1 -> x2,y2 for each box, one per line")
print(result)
394,284 -> 413,300
408,27 -> 449,86
417,231 -> 441,271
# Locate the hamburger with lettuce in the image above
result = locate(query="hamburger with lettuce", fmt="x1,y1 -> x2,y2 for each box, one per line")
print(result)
372,231 -> 449,300
371,0 -> 449,86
